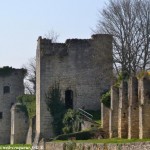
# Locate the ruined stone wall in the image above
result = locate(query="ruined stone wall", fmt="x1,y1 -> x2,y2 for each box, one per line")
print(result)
101,103 -> 109,137
139,77 -> 150,139
102,76 -> 150,139
40,141 -> 150,150
36,34 -> 113,139
128,77 -> 139,139
118,81 -> 128,138
0,69 -> 24,144
10,103 -> 29,144
109,86 -> 119,138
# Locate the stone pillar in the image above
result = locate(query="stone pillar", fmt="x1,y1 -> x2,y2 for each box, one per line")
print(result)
118,81 -> 128,138
10,103 -> 29,144
128,77 -> 139,139
109,86 -> 119,138
101,103 -> 109,137
139,77 -> 150,139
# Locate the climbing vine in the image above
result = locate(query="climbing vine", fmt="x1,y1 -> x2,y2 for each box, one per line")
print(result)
17,94 -> 36,119
0,66 -> 26,77
101,91 -> 111,108
46,83 -> 66,135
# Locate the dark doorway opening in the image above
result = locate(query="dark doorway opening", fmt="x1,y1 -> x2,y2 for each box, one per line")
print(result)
65,90 -> 73,109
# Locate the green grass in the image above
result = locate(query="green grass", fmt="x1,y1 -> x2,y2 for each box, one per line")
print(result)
54,138 -> 150,144
76,138 -> 150,144
0,144 -> 31,150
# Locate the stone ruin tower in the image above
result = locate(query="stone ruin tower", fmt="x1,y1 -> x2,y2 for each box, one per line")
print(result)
0,67 -> 25,144
36,34 -> 113,139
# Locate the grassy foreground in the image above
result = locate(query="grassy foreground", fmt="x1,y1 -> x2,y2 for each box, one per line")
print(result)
54,138 -> 150,144
0,144 -> 31,150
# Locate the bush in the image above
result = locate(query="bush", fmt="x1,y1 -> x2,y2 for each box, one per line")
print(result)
63,109 -> 83,134
54,131 -> 94,140
101,91 -> 111,108
46,83 -> 66,135
17,94 -> 36,119
0,66 -> 26,77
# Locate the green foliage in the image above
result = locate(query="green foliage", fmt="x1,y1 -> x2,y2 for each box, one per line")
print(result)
0,66 -> 15,76
114,72 -> 129,87
54,130 -> 95,140
85,110 -> 101,121
17,94 -> 36,119
101,91 -> 111,108
136,70 -> 150,79
46,83 -> 66,135
63,109 -> 83,134
0,66 -> 26,77
85,110 -> 101,127
65,141 -> 76,150
114,72 -> 123,87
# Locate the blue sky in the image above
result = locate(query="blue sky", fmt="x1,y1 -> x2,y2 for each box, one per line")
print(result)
0,0 -> 108,68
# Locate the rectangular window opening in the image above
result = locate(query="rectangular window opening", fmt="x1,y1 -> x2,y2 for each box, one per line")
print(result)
0,112 -> 3,119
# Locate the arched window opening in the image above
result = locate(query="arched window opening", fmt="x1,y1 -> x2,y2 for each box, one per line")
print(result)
3,86 -> 10,94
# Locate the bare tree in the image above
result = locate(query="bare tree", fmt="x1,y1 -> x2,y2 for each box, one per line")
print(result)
96,0 -> 150,77
44,30 -> 59,43
23,31 -> 59,94
23,57 -> 36,95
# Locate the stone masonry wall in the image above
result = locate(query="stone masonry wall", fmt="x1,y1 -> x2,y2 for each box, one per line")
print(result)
36,34 -> 113,139
118,81 -> 128,138
102,77 -> 150,139
0,70 -> 24,144
128,77 -> 139,139
10,103 -> 29,144
109,86 -> 119,138
101,103 -> 109,137
40,141 -> 150,150
139,77 -> 150,139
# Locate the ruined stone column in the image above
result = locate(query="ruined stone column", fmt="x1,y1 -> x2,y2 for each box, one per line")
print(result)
109,86 -> 119,138
128,77 -> 139,139
10,103 -> 29,144
118,81 -> 128,138
139,77 -> 150,139
101,103 -> 109,137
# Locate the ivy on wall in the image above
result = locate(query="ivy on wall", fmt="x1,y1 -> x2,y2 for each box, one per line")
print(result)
101,91 -> 111,108
0,66 -> 27,77
17,94 -> 36,119
46,83 -> 66,135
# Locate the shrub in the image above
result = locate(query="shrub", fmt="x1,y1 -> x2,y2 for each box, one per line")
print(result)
46,83 -> 66,135
0,66 -> 26,77
54,131 -> 94,140
101,91 -> 111,108
63,109 -> 83,134
17,94 -> 36,119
